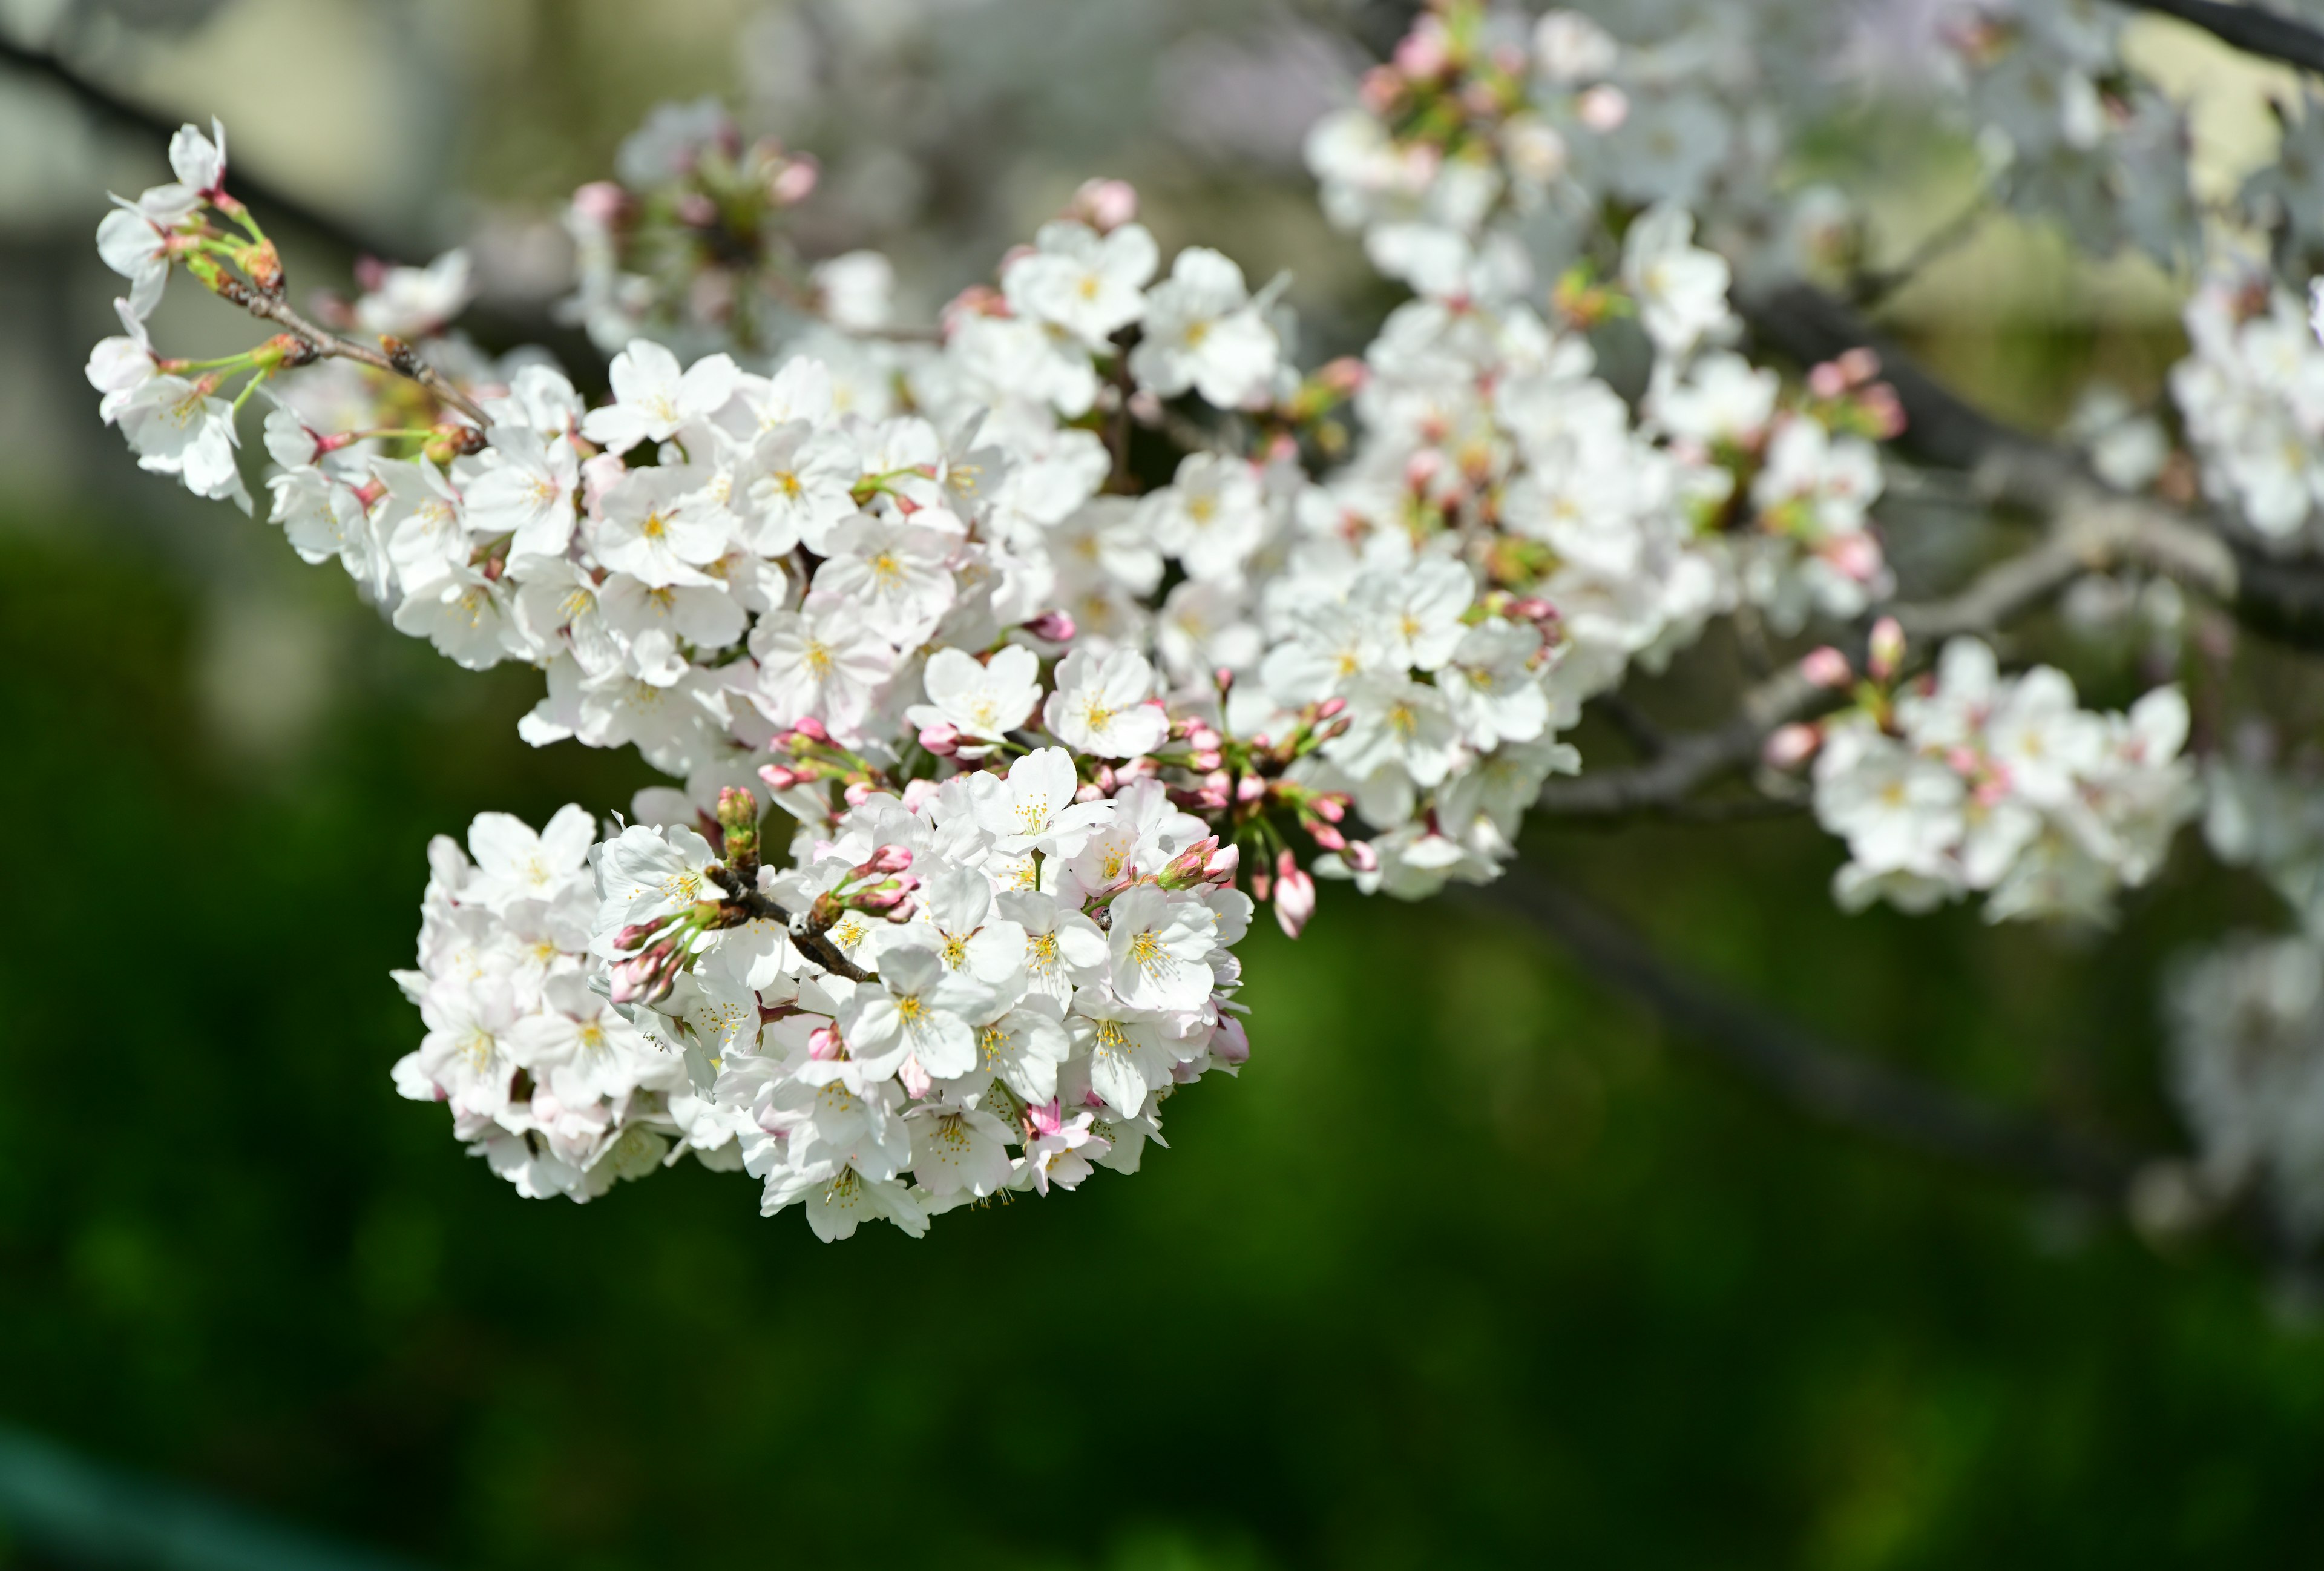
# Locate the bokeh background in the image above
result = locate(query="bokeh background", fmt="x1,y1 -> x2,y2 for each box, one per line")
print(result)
3,0 -> 2324,1565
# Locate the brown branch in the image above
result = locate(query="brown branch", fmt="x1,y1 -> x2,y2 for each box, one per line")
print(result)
2115,0 -> 2324,74
1472,867 -> 2148,1200
729,888 -> 874,983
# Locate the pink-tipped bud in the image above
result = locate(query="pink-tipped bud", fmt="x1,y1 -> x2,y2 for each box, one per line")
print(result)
1204,843 -> 1241,885
1576,83 -> 1629,131
1025,609 -> 1077,644
1394,24 -> 1452,78
865,844 -> 914,875
1236,772 -> 1268,805
1075,781 -> 1107,804
1824,531 -> 1883,584
1214,666 -> 1237,695
1358,65 -> 1403,113
758,763 -> 798,791
807,1024 -> 842,1061
770,156 -> 819,206
1860,383 -> 1906,439
1310,821 -> 1348,852
1026,1096 -> 1065,1138
1801,646 -> 1853,688
1211,1016 -> 1252,1067
1868,616 -> 1906,682
1405,449 -> 1445,492
580,451 -> 628,514
1069,176 -> 1138,232
1837,346 -> 1882,386
1272,850 -> 1316,939
571,180 -> 626,228
1188,748 -> 1224,772
1763,723 -> 1821,771
1158,836 -> 1223,891
1344,839 -> 1380,875
1310,794 -> 1346,823
790,715 -> 830,744
1807,360 -> 1849,400
1250,869 -> 1272,901
842,781 -> 873,807
918,722 -> 961,756
1314,697 -> 1348,722
896,1052 -> 932,1099
1187,724 -> 1223,752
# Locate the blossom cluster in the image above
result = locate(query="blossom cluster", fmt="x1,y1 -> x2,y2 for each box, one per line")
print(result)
2167,932 -> 2324,1242
2170,256 -> 2324,540
396,771 -> 1251,1239
1792,633 -> 2198,921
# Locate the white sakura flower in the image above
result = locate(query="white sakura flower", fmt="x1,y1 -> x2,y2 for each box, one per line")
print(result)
466,804 -> 596,911
1621,203 -> 1734,358
906,645 -> 1042,749
594,466 -> 730,588
86,298 -> 156,421
1986,667 -> 2106,809
749,600 -> 896,735
580,340 -> 740,452
972,747 -> 1115,856
1043,647 -> 1170,757
907,1104 -> 1016,1198
1328,673 -> 1463,789
913,860 -> 1028,998
1143,452 -> 1269,582
841,946 -> 978,1079
168,117 -> 228,194
599,574 -> 747,682
392,571 -> 520,671
962,1001 -> 1074,1104
595,822 -> 722,934
997,890 -> 1109,1006
1534,11 -> 1618,83
737,421 -> 859,556
1813,723 -> 1965,878
1003,219 -> 1158,349
117,374 -> 245,507
375,457 -> 468,592
1439,619 -> 1551,749
1022,1102 -> 1111,1194
1129,247 -> 1280,409
1068,987 -> 1171,1120
464,426 -> 579,561
1360,555 -> 1474,670
810,515 -> 957,647
1103,884 -> 1219,1013
96,185 -> 199,318
353,251 -> 476,338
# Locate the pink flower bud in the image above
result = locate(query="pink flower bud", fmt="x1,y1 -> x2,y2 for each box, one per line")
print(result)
918,722 -> 961,756
1824,531 -> 1883,584
1128,389 -> 1164,424
1272,850 -> 1316,939
1026,1096 -> 1064,1138
897,1052 -> 932,1099
1837,347 -> 1882,386
1345,839 -> 1380,875
1187,724 -> 1223,752
1025,610 -> 1077,644
571,180 -> 626,228
1204,843 -> 1241,884
1158,836 -> 1222,891
1763,723 -> 1821,770
1214,666 -> 1237,695
1069,176 -> 1138,232
1394,24 -> 1452,78
842,781 -> 873,807
758,763 -> 798,791
770,156 -> 819,206
865,845 -> 914,875
1310,794 -> 1346,823
1868,616 -> 1906,681
1576,84 -> 1630,131
580,451 -> 628,514
1075,781 -> 1107,804
1358,65 -> 1402,113
807,1025 -> 842,1061
1860,384 -> 1906,438
1211,1016 -> 1252,1067
791,716 -> 830,744
1310,820 -> 1347,852
1801,646 -> 1853,688
1315,697 -> 1348,722
1807,360 -> 1849,400
1405,449 -> 1445,491
1236,772 -> 1268,805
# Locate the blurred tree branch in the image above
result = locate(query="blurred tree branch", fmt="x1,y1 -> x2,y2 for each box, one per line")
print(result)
2116,0 -> 2324,73
1474,866 -> 2148,1200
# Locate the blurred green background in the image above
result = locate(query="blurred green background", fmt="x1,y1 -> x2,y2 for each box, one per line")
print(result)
4,0 -> 2324,1565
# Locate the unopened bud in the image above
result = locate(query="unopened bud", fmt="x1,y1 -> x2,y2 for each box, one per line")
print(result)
1310,794 -> 1346,823
770,156 -> 819,206
1576,83 -> 1629,131
1214,665 -> 1236,695
1211,1016 -> 1252,1067
1272,849 -> 1316,939
1763,723 -> 1821,770
1868,616 -> 1906,681
790,715 -> 830,744
1801,646 -> 1853,688
1807,360 -> 1849,400
1314,697 -> 1348,722
842,781 -> 873,807
1837,346 -> 1882,386
1236,772 -> 1268,805
863,844 -> 914,876
1025,609 -> 1077,644
1158,836 -> 1223,891
758,763 -> 799,791
807,1024 -> 842,1061
1069,176 -> 1138,232
1344,839 -> 1380,875
919,722 -> 961,756
1310,820 -> 1347,852
1204,843 -> 1241,885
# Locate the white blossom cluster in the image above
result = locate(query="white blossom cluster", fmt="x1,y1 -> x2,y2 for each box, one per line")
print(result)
395,769 -> 1251,1239
2167,934 -> 2324,1242
2168,257 -> 2324,540
1808,637 -> 2198,921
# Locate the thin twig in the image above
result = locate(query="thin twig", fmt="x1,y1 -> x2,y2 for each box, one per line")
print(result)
1471,867 -> 2148,1199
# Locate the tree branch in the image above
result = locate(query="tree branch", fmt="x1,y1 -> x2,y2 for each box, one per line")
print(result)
2114,0 -> 2324,74
1472,867 -> 2147,1199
